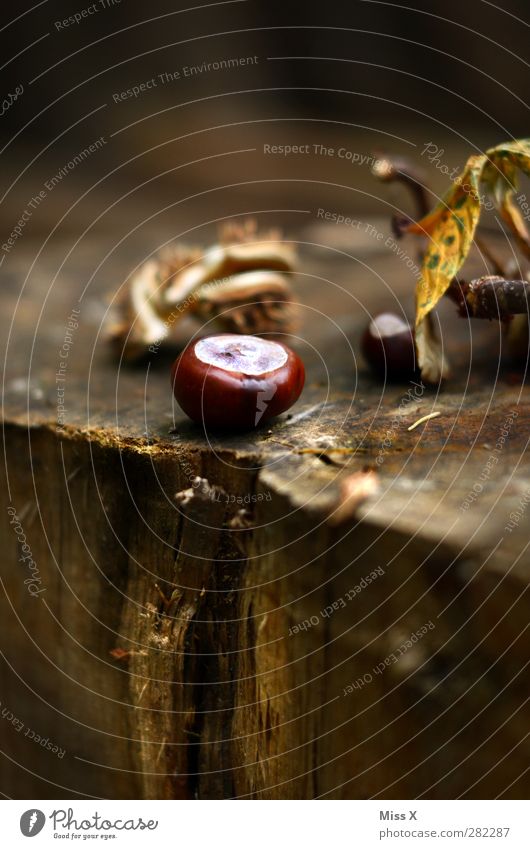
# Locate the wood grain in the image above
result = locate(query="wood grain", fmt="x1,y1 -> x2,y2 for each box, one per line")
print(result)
1,212 -> 529,799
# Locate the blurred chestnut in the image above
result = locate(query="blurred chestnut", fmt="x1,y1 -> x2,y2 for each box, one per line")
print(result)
361,312 -> 417,380
171,334 -> 305,429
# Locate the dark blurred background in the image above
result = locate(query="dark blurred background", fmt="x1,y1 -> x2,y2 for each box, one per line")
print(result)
1,0 -> 528,269
3,0 -> 529,141
2,2 -> 528,165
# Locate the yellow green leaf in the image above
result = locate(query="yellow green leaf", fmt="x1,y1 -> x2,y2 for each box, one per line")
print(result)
404,139 -> 530,382
482,139 -> 530,259
408,154 -> 486,326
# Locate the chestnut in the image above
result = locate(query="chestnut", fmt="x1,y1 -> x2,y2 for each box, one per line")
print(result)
361,312 -> 417,380
171,334 -> 305,429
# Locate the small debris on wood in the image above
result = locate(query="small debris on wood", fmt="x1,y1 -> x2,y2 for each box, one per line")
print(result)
329,469 -> 379,525
228,508 -> 254,531
109,647 -> 147,662
408,411 -> 441,431
175,476 -> 219,507
228,508 -> 254,555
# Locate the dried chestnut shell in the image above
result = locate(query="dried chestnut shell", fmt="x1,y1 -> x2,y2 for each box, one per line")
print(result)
171,334 -> 305,429
361,312 -> 417,379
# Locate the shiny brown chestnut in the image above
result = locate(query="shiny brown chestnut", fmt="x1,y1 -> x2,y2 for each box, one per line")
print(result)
361,312 -> 417,380
171,334 -> 305,429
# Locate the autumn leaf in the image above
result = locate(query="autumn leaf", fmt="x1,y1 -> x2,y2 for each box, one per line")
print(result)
407,138 -> 530,381
482,139 -> 530,260
408,153 -> 486,326
414,312 -> 450,384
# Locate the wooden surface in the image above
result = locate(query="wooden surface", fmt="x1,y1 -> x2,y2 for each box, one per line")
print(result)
1,198 -> 529,797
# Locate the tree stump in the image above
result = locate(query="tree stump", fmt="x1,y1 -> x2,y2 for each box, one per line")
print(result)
1,216 -> 529,799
